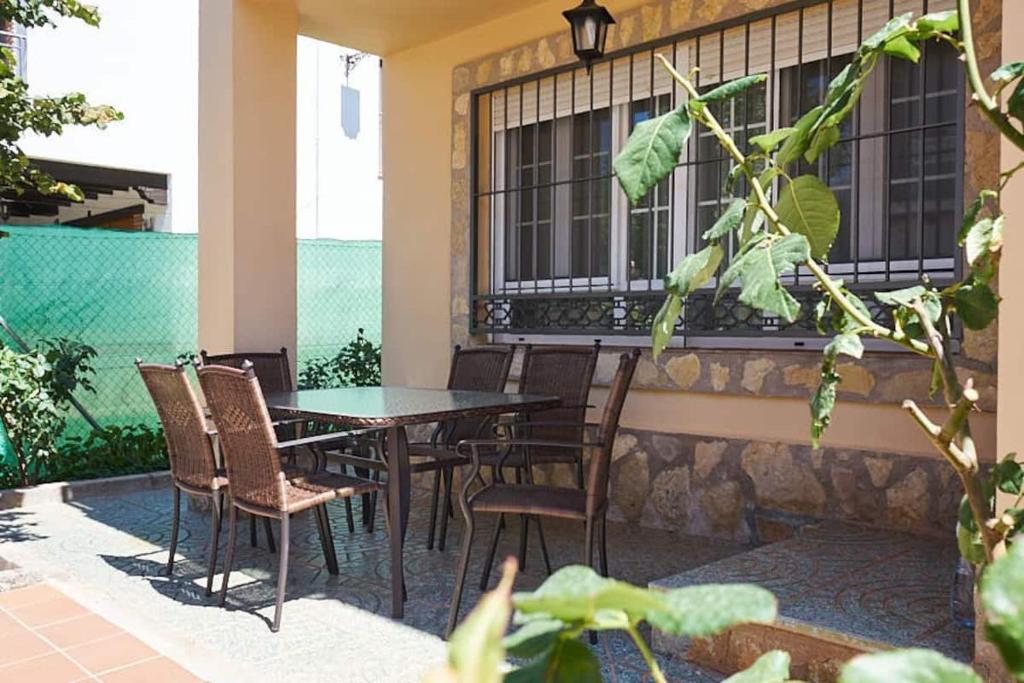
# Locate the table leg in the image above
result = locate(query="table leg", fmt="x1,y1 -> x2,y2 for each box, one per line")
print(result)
386,425 -> 411,619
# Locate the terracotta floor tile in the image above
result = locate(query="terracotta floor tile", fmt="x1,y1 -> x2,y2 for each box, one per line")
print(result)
10,595 -> 90,628
0,583 -> 63,610
0,609 -> 23,636
0,628 -> 53,667
38,613 -> 124,649
65,632 -> 158,675
99,656 -> 200,683
0,652 -> 87,683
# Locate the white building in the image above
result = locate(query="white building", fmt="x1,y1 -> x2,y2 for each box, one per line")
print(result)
12,0 -> 381,241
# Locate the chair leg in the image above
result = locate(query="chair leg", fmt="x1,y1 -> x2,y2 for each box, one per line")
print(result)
316,504 -> 339,575
217,490 -> 225,533
535,517 -> 553,576
599,513 -> 609,578
272,514 -> 290,633
249,512 -> 257,547
515,468 -> 528,571
584,515 -> 598,645
426,469 -> 442,550
438,467 -> 453,552
344,497 -> 356,534
166,487 -> 181,577
577,456 -> 585,489
446,515 -> 475,639
219,504 -> 239,607
263,517 -> 277,554
479,513 -> 503,591
205,492 -> 223,596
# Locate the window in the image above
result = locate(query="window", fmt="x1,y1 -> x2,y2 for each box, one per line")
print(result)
472,0 -> 963,341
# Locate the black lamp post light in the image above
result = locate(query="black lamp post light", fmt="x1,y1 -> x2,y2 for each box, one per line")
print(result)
562,0 -> 616,72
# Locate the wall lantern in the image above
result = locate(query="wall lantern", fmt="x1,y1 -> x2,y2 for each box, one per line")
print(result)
562,0 -> 616,72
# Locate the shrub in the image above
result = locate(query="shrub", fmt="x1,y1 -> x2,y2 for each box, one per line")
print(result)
298,329 -> 382,389
48,423 -> 167,483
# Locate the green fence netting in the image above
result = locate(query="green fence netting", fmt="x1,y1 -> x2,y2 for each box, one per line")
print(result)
0,225 -> 381,438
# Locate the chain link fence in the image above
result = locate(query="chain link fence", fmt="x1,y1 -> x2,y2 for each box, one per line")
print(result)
0,226 -> 381,435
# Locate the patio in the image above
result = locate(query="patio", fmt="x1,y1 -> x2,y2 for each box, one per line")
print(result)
0,480 -> 970,682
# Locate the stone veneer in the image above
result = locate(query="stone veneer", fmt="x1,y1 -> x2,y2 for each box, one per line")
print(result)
444,0 -> 1003,540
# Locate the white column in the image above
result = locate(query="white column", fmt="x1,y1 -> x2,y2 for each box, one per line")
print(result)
197,0 -> 298,362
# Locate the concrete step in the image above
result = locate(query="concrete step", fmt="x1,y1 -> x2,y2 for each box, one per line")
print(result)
650,522 -> 972,683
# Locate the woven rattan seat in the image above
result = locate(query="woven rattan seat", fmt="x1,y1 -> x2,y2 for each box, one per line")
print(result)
470,484 -> 586,520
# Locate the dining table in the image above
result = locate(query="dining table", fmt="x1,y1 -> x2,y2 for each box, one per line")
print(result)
263,385 -> 561,619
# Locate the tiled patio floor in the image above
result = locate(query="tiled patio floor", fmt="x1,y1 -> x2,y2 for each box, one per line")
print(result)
0,582 -> 200,682
0,485 -> 739,682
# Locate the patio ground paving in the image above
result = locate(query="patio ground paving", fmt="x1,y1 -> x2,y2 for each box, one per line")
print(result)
0,484 -> 738,682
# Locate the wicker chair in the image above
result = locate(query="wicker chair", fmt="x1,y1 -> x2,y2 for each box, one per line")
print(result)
479,341 -> 601,571
200,348 -> 293,393
137,361 -> 229,596
197,362 -> 381,632
446,349 -> 640,637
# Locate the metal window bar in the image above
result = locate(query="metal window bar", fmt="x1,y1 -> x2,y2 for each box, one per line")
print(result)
470,0 -> 964,339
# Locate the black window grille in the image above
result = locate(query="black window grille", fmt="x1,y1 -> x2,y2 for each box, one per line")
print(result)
469,0 -> 965,342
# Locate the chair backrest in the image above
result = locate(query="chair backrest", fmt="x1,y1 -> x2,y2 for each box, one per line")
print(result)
586,349 -> 640,516
443,345 -> 515,444
516,341 -> 601,461
137,361 -> 219,491
196,363 -> 287,512
199,347 -> 293,393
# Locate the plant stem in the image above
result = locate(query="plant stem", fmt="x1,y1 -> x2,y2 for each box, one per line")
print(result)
626,623 -> 667,683
957,0 -> 1024,152
657,55 -> 930,355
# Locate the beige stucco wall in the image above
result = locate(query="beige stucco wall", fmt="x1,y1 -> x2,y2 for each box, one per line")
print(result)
380,0 -> 997,461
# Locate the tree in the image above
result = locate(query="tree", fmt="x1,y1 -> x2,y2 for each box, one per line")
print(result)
0,0 -> 121,203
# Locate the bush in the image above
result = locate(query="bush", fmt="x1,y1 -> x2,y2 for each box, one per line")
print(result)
298,329 -> 382,389
47,423 -> 168,483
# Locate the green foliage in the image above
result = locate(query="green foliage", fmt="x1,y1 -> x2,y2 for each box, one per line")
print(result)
723,651 -> 791,683
444,559 -> 517,683
981,541 -> 1024,677
613,106 -> 691,205
0,337 -> 99,486
716,233 -> 810,322
0,1 -> 122,201
696,74 -> 767,103
839,649 -> 982,683
775,175 -> 840,259
47,423 -> 167,483
298,329 -> 382,389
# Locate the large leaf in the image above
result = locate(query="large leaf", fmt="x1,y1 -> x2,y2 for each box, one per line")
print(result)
666,244 -> 725,296
614,106 -> 692,205
652,294 -> 682,360
981,541 -> 1024,678
959,190 -> 998,243
839,649 -> 982,683
699,74 -> 768,103
446,558 -> 517,683
914,10 -> 958,35
512,566 -> 664,624
703,199 -> 747,241
646,584 -> 777,637
507,638 -> 602,683
859,13 -> 915,55
964,215 -> 1004,267
825,332 -> 864,360
503,619 -> 565,660
992,61 -> 1024,83
952,279 -> 999,331
749,127 -> 795,153
721,234 -> 811,322
776,175 -> 841,259
724,651 -> 791,683
777,105 -> 823,166
994,454 -> 1024,496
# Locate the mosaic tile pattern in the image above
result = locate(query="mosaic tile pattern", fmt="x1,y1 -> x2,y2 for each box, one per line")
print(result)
653,522 -> 973,663
0,486 -> 743,682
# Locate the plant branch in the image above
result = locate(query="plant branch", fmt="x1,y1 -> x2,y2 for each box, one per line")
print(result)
657,54 -> 931,355
957,0 -> 1024,152
625,622 -> 667,683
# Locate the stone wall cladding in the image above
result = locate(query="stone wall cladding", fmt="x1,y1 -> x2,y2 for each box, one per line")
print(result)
567,427 -> 963,542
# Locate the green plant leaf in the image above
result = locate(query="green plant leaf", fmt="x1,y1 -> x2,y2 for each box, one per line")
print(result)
874,285 -> 927,307
994,454 -> 1023,496
652,294 -> 683,360
805,123 -> 840,164
964,215 -> 1004,267
749,127 -> 795,153
859,13 -> 915,55
503,619 -> 565,660
981,539 -> 1024,678
447,559 -> 517,683
993,61 -> 1024,83
776,175 -> 841,259
777,105 -> 823,166
882,36 -> 920,62
1009,81 -> 1024,121
825,332 -> 864,360
952,279 -> 999,331
698,74 -> 768,103
512,566 -> 665,624
811,356 -> 840,448
839,649 -> 982,683
720,234 -> 811,322
614,106 -> 692,205
724,650 -> 791,683
959,189 -> 998,243
507,638 -> 602,683
646,584 -> 777,637
957,523 -> 986,565
702,199 -> 747,241
666,244 -> 725,296
914,10 -> 958,35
